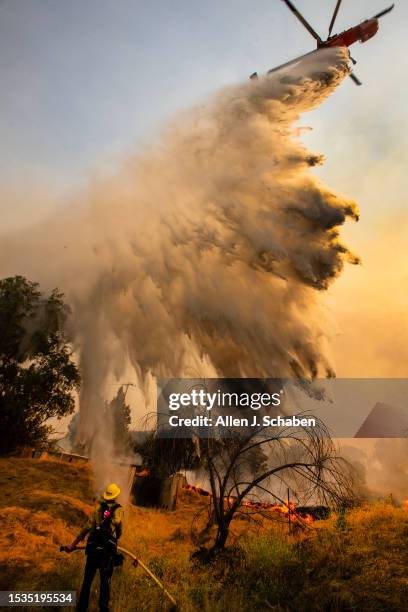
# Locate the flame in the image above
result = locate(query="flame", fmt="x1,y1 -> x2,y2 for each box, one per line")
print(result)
183,483 -> 314,525
403,500 -> 408,510
134,468 -> 150,478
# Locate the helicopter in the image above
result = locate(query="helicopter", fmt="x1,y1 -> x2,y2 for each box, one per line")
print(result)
250,0 -> 394,85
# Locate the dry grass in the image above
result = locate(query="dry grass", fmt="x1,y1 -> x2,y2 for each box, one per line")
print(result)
0,458 -> 93,596
293,502 -> 408,610
1,458 -> 408,611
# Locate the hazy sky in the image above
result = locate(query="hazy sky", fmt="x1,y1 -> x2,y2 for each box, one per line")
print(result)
1,0 -> 407,377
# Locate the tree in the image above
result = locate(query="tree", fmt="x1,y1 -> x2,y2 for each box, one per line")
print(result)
134,433 -> 201,479
66,412 -> 88,455
196,420 -> 355,553
0,275 -> 80,454
108,386 -> 132,454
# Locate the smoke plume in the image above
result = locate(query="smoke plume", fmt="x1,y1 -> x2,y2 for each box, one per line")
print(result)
340,439 -> 408,503
0,47 -> 358,489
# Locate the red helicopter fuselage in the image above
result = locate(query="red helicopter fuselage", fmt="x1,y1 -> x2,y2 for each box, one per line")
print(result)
252,3 -> 393,85
319,18 -> 379,49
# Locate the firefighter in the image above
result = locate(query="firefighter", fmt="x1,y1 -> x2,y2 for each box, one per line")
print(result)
66,482 -> 123,612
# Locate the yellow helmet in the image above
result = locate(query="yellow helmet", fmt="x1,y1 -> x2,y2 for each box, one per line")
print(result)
103,483 -> 121,501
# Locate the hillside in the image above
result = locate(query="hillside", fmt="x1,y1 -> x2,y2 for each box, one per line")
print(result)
1,458 -> 408,611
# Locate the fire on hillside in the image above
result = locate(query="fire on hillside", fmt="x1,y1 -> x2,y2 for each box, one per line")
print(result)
183,483 -> 315,526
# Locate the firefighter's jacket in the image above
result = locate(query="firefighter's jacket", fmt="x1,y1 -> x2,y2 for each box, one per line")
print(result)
74,499 -> 123,545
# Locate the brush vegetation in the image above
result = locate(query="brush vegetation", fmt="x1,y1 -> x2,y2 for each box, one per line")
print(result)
1,458 -> 408,611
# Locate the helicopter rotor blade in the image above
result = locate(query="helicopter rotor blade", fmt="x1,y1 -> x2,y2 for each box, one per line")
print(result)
372,4 -> 395,20
328,0 -> 343,37
281,0 -> 322,43
349,72 -> 362,86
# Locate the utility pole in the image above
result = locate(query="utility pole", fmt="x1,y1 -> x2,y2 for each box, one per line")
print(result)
121,382 -> 137,401
110,382 -> 139,401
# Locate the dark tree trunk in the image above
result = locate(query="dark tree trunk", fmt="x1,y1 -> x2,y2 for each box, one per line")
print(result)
211,519 -> 231,551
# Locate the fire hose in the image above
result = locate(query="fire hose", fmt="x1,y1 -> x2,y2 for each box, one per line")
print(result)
60,545 -> 177,608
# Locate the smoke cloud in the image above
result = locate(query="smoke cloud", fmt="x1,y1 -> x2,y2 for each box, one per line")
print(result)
340,439 -> 408,503
0,47 -> 358,489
